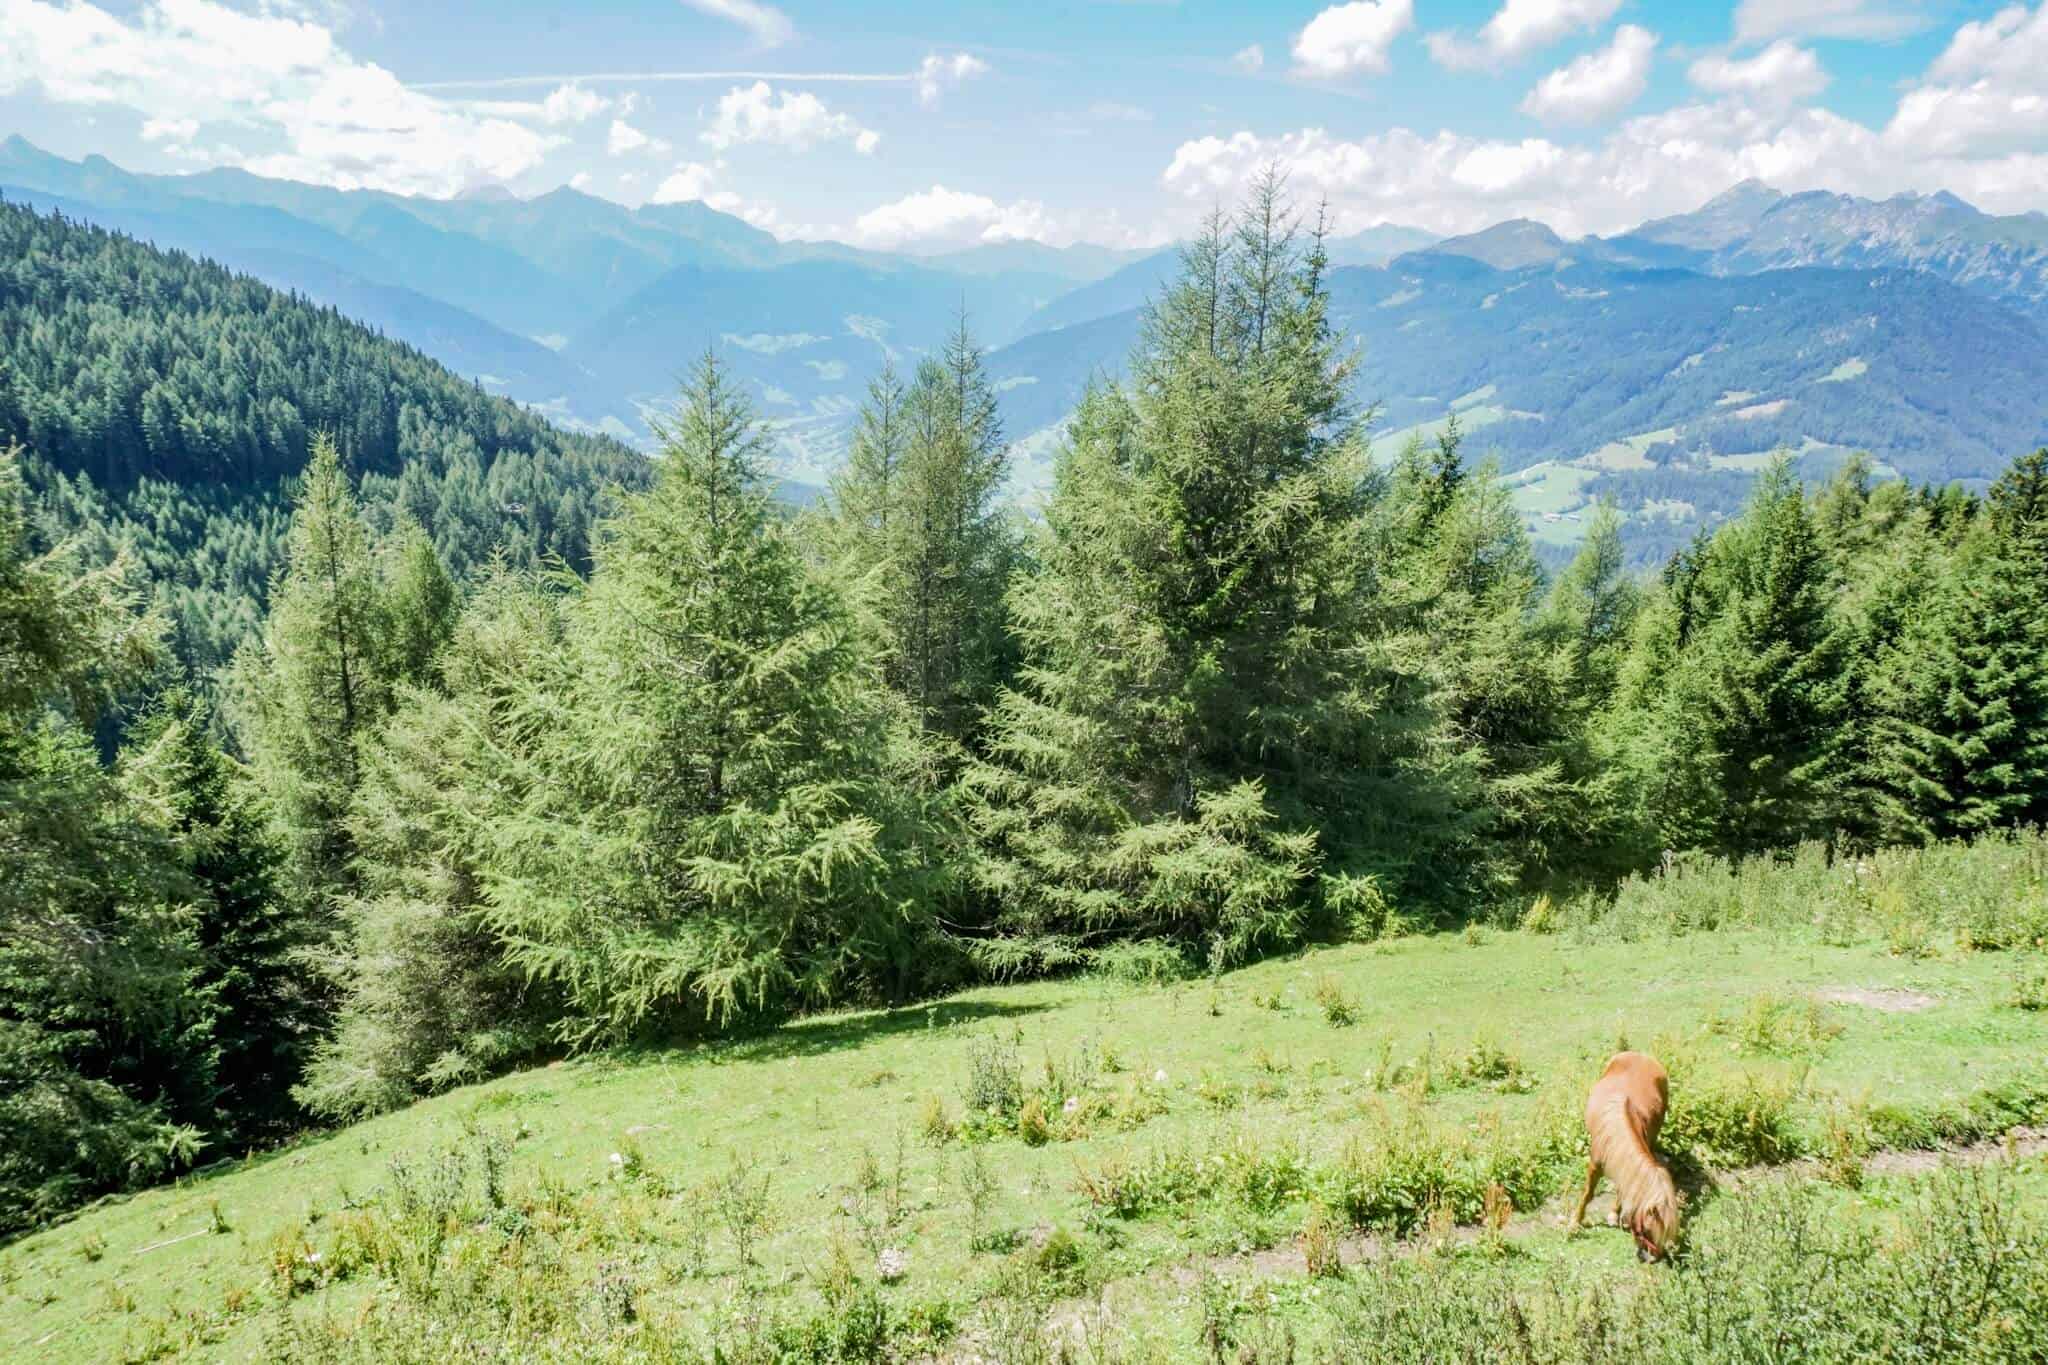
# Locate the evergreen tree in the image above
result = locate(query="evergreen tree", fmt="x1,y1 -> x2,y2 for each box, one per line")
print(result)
829,324 -> 1018,748
484,355 -> 947,1041
1607,460 -> 1847,857
0,443 -> 210,1232
1385,431 -> 1581,892
1529,500 -> 1642,879
234,435 -> 394,899
963,182 -> 1452,967
298,564 -> 568,1119
380,516 -> 459,689
117,685 -> 304,1138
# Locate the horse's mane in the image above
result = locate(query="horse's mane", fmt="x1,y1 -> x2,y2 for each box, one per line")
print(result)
1589,1092 -> 1678,1248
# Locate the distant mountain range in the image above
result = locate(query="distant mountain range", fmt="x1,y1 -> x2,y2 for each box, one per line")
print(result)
5,137 -> 2046,558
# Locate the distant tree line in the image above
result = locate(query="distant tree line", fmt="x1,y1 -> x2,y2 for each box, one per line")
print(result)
5,183 -> 2047,1235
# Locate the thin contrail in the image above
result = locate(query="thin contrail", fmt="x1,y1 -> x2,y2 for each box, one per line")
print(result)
418,71 -> 915,91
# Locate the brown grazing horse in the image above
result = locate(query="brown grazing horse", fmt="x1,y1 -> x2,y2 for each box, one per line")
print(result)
1569,1051 -> 1679,1260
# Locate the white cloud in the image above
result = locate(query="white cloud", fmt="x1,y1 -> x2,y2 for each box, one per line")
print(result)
1927,3 -> 2048,83
1689,41 -> 1829,106
1158,45 -> 2048,245
678,0 -> 793,49
607,119 -> 668,156
839,184 -> 1166,250
849,186 -> 1040,248
1233,44 -> 1265,73
650,160 -> 722,202
1888,3 -> 2048,160
702,81 -> 879,154
1733,0 -> 1928,44
1519,24 -> 1656,125
140,116 -> 198,143
1428,0 -> 1622,72
540,83 -> 610,125
1292,0 -> 1414,79
914,52 -> 989,108
0,0 -> 558,195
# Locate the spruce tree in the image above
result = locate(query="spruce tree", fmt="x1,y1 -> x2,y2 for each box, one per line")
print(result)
118,685 -> 304,1137
1608,460 -> 1847,857
1385,429 -> 1582,892
0,444 -> 209,1230
234,435 -> 393,898
829,324 -> 1018,748
485,354 -> 946,1040
963,181 -> 1451,966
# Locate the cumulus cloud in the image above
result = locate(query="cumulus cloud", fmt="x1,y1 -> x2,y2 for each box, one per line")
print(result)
0,0 -> 557,195
650,160 -> 723,202
540,83 -> 610,125
1428,0 -> 1622,72
701,82 -> 879,154
607,119 -> 668,157
847,185 -> 1048,249
836,184 -> 1161,250
1888,3 -> 2048,160
1927,2 -> 2048,83
1688,41 -> 1829,106
1733,0 -> 1928,44
914,52 -> 989,108
1519,24 -> 1656,125
1291,0 -> 1415,79
679,0 -> 793,49
1233,44 -> 1265,73
140,116 -> 198,143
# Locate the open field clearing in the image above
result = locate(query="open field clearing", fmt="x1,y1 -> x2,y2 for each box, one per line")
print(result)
6,839 -> 2046,1362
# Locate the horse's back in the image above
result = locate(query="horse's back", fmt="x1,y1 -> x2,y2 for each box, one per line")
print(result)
1587,1050 -> 1668,1132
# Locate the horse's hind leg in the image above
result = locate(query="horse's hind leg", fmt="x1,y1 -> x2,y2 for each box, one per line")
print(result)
1569,1158 -> 1599,1230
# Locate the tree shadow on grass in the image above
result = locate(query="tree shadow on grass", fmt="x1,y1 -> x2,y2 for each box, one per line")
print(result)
634,996 -> 1056,1069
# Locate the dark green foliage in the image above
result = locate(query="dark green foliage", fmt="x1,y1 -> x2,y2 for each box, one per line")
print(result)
1603,459 -> 1848,859
827,322 -> 1021,750
482,355 -> 950,1042
117,685 -> 305,1139
0,198 -> 644,679
962,185 -> 1456,966
297,566 -> 568,1120
0,445 -> 205,1230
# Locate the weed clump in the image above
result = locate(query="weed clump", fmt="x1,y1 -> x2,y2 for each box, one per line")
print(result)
1313,973 -> 1358,1026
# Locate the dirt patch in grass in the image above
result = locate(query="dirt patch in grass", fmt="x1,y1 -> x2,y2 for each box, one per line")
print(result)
1817,987 -> 1938,1013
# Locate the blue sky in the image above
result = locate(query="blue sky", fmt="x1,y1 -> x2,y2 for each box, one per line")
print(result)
2,1 -> 2043,248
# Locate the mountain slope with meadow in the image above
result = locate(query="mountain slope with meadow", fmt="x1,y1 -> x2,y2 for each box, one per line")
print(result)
12,137 -> 2048,558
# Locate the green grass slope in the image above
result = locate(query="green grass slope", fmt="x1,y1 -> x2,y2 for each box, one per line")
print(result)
4,840 -> 2047,1361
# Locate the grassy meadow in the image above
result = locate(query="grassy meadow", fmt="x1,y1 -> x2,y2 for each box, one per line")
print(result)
4,836 -> 2048,1362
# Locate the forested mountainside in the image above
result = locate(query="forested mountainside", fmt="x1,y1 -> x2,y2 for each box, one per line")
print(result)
0,138 -> 1118,447
0,198 -> 647,675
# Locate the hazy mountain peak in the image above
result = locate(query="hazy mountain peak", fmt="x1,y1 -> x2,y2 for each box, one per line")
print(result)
1425,218 -> 1568,270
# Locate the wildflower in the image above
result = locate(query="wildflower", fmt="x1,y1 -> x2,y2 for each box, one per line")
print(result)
304,1250 -> 322,1264
1062,1096 -> 1080,1115
609,1152 -> 624,1166
1153,1068 -> 1169,1084
877,1248 -> 908,1282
